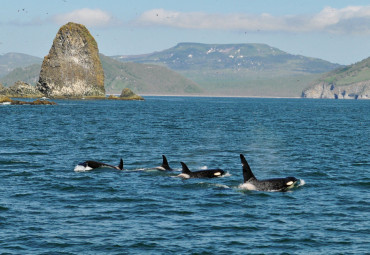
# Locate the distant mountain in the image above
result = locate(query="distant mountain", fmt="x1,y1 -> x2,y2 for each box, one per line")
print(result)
0,53 -> 42,77
115,42 -> 340,73
302,56 -> 370,99
0,54 -> 202,95
112,43 -> 342,97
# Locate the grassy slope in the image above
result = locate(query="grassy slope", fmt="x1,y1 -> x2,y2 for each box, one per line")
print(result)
100,54 -> 202,94
317,57 -> 370,86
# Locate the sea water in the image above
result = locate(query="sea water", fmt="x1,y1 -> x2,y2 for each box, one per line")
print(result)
0,97 -> 369,254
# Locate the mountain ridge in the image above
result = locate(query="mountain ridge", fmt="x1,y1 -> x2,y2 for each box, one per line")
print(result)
112,42 -> 342,97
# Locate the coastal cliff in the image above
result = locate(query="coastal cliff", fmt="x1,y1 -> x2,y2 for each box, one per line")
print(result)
37,22 -> 105,98
302,82 -> 370,99
302,56 -> 370,99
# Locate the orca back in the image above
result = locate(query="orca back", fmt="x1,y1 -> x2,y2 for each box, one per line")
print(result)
180,162 -> 224,178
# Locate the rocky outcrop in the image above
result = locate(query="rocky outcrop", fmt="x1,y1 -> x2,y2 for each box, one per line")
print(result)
107,88 -> 144,100
120,88 -> 144,100
3,81 -> 44,98
0,95 -> 56,105
37,22 -> 105,98
302,81 -> 370,99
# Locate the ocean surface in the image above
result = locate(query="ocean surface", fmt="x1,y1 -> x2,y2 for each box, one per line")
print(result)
0,97 -> 369,254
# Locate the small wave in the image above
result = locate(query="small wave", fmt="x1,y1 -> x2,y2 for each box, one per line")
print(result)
298,179 -> 306,187
222,172 -> 232,177
212,183 -> 230,189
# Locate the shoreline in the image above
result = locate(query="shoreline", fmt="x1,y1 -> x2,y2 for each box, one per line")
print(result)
108,93 -> 302,99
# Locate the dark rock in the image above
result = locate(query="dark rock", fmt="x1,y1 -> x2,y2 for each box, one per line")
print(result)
119,88 -> 144,100
107,88 -> 144,100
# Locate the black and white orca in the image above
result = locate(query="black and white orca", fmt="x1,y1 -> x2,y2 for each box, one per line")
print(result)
179,162 -> 225,178
240,154 -> 297,191
75,158 -> 123,171
155,155 -> 173,171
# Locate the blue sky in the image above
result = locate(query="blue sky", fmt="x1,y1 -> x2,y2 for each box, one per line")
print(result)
1,0 -> 370,64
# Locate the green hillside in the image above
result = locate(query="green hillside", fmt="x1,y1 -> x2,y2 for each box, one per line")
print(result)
317,56 -> 370,86
0,53 -> 42,77
0,64 -> 41,86
100,54 -> 202,94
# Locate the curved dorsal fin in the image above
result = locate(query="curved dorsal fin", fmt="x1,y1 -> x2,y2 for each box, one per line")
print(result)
161,155 -> 171,170
240,154 -> 255,182
180,162 -> 191,174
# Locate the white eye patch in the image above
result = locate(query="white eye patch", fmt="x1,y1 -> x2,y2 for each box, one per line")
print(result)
286,181 -> 294,186
214,172 -> 221,176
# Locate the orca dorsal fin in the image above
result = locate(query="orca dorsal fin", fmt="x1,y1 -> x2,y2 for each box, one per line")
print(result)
161,155 -> 171,170
240,154 -> 255,182
180,162 -> 191,174
118,158 -> 124,170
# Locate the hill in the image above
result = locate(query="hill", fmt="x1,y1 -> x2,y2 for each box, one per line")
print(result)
0,53 -> 42,78
0,54 -> 202,95
113,43 -> 341,97
302,57 -> 370,99
0,64 -> 41,87
100,54 -> 202,94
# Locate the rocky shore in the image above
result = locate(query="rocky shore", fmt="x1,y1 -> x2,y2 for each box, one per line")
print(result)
302,81 -> 370,99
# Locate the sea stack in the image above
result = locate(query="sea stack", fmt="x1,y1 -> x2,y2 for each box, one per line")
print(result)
37,22 -> 105,98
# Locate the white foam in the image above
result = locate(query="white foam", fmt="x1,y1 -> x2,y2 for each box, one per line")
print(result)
222,172 -> 231,177
74,165 -> 93,172
239,182 -> 257,191
298,179 -> 306,186
200,166 -> 208,170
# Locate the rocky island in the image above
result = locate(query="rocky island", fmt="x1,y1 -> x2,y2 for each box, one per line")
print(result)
108,88 -> 144,100
36,22 -> 105,99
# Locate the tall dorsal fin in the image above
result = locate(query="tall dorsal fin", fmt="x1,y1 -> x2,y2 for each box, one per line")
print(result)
161,155 -> 171,170
117,158 -> 124,170
240,154 -> 255,182
180,162 -> 191,174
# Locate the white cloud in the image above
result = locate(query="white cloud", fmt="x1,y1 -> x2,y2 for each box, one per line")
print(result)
53,8 -> 114,27
135,6 -> 370,34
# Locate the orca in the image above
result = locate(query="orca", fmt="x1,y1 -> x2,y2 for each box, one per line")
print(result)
75,158 -> 123,171
155,155 -> 173,171
179,162 -> 225,178
240,154 -> 297,191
